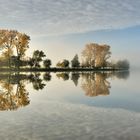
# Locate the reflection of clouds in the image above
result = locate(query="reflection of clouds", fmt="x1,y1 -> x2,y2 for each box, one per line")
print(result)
0,0 -> 140,35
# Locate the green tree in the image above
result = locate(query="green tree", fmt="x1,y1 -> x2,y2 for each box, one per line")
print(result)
43,59 -> 51,68
115,59 -> 130,69
56,59 -> 69,68
32,50 -> 46,68
71,54 -> 80,68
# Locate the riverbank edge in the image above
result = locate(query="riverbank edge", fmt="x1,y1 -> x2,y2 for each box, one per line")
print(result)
0,67 -> 129,72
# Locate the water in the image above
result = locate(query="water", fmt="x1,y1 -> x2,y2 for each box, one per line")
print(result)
0,70 -> 140,140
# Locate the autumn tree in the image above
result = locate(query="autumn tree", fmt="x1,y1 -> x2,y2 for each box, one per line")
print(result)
82,43 -> 111,68
13,32 -> 30,69
0,30 -> 30,69
82,44 -> 95,67
56,59 -> 69,68
0,30 -> 17,68
71,54 -> 80,68
95,44 -> 111,67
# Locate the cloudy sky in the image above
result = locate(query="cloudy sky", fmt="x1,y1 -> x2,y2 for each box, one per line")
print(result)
0,0 -> 140,67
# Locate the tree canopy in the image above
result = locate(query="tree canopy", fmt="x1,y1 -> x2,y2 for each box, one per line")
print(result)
56,59 -> 69,68
82,43 -> 111,67
71,54 -> 80,67
0,30 -> 30,68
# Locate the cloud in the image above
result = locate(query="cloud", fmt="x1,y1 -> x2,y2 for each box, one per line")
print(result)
0,0 -> 140,36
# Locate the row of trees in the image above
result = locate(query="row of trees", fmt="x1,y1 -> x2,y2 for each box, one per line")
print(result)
55,43 -> 111,68
0,30 -> 129,69
56,43 -> 129,69
0,30 -> 52,69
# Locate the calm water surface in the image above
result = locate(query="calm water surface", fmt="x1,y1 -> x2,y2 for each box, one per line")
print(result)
0,70 -> 140,140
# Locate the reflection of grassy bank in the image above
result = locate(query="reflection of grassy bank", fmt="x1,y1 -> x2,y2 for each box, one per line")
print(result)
0,67 -> 129,72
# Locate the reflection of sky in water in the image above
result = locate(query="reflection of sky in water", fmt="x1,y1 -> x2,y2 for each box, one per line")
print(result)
0,71 -> 140,139
25,71 -> 140,113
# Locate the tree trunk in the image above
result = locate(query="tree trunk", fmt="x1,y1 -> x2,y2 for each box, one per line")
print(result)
8,48 -> 11,69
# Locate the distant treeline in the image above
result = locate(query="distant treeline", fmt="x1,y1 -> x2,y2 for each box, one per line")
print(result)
0,29 -> 129,70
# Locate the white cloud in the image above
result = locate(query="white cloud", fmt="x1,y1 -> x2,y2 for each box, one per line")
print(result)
0,0 -> 140,36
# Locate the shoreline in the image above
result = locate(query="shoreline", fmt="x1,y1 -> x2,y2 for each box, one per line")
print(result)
0,67 -> 129,72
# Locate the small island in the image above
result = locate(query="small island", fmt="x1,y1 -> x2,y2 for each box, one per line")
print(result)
0,29 -> 129,72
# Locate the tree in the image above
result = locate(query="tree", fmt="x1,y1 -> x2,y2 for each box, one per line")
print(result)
56,59 -> 69,68
32,50 -> 46,68
115,59 -> 130,69
0,30 -> 17,68
95,44 -> 111,67
82,43 -> 111,68
82,43 -> 95,67
81,60 -> 90,68
10,56 -> 20,68
13,33 -> 30,69
0,30 -> 30,69
43,59 -> 51,68
71,54 -> 80,68
28,58 -> 35,68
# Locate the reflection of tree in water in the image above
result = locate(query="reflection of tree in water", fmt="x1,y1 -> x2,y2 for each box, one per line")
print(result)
0,71 -> 129,110
0,72 -> 49,111
0,75 -> 29,111
29,73 -> 46,90
56,73 -> 69,81
43,73 -> 51,81
71,73 -> 80,86
81,72 -> 111,97
113,71 -> 130,80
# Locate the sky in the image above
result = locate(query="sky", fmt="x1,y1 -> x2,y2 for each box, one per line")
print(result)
0,0 -> 140,67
